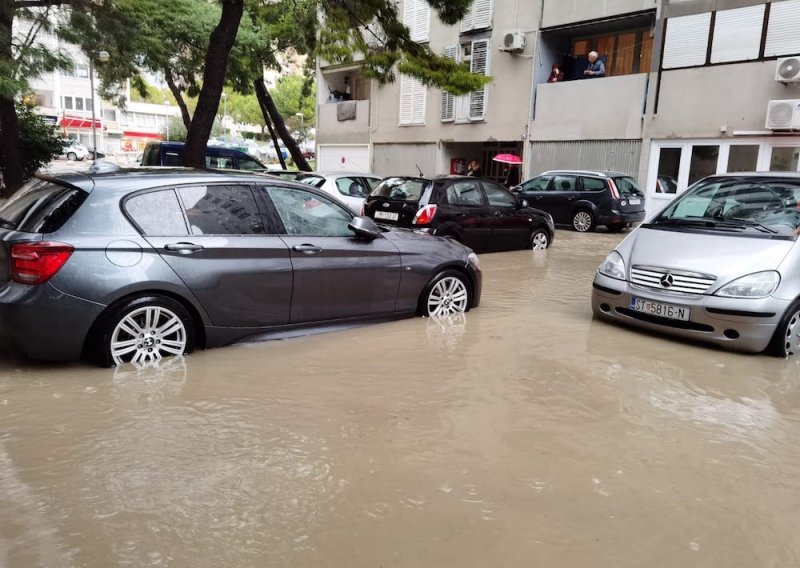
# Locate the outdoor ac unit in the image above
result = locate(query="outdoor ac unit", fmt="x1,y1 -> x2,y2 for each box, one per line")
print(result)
775,56 -> 800,83
765,99 -> 800,130
500,30 -> 525,52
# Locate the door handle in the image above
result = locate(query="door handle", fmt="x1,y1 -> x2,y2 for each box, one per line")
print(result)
164,242 -> 204,253
292,244 -> 322,254
494,211 -> 502,216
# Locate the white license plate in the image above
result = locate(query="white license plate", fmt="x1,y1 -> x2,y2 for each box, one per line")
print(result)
628,197 -> 641,205
630,296 -> 690,321
374,211 -> 399,221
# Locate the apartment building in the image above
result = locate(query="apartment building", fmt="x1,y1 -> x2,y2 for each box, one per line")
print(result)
316,0 -> 800,214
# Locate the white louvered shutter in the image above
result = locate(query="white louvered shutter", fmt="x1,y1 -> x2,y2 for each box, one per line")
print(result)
399,74 -> 414,125
469,39 -> 489,121
710,4 -> 764,63
404,0 -> 429,43
412,78 -> 426,124
459,2 -> 475,33
765,0 -> 800,57
441,46 -> 457,121
473,0 -> 493,30
662,12 -> 712,69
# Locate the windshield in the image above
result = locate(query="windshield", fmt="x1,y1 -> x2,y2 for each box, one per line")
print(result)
652,177 -> 800,237
371,178 -> 430,202
613,176 -> 644,197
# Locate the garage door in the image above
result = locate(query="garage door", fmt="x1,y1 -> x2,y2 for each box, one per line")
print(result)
317,145 -> 371,172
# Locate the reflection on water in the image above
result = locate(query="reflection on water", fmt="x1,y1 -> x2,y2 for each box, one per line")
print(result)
3,230 -> 800,566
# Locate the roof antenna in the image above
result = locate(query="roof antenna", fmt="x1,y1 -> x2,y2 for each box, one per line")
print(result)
415,163 -> 423,177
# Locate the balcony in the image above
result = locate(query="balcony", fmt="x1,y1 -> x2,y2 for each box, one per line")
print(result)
531,74 -> 648,140
317,99 -> 371,144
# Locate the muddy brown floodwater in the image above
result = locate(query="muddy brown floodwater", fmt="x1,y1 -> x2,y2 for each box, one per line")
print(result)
3,230 -> 800,567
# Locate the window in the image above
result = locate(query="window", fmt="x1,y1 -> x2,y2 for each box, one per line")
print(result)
399,74 -> 426,126
553,176 -> 578,191
125,190 -> 188,236
75,64 -> 89,78
403,0 -> 430,43
453,40 -> 490,122
239,157 -> 264,171
711,5 -> 764,64
612,177 -> 644,197
75,98 -> 84,111
727,145 -> 759,172
85,98 -> 92,112
571,28 -> 654,77
373,178 -> 429,202
656,148 -> 681,193
440,46 -> 458,122
520,176 -> 551,191
0,179 -> 88,234
266,186 -> 353,237
336,177 -> 369,198
177,185 -> 264,235
770,147 -> 800,172
460,0 -> 493,33
689,145 -> 720,185
365,177 -> 382,191
63,96 -> 73,110
483,182 -> 516,207
765,0 -> 800,57
663,13 -> 712,69
103,109 -> 117,122
582,178 -> 606,191
446,180 -> 484,206
205,155 -> 234,169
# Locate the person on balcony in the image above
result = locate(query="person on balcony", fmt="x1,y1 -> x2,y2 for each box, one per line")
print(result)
547,64 -> 564,83
583,51 -> 606,78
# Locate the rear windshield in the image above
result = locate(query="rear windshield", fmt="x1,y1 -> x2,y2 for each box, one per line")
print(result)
0,179 -> 87,233
372,178 -> 430,202
613,176 -> 644,197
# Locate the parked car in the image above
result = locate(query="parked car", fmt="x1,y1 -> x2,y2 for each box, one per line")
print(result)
592,172 -> 800,356
363,176 -> 554,253
140,141 -> 268,171
513,170 -> 645,232
0,168 -> 481,365
263,169 -> 319,182
59,140 -> 89,161
297,171 -> 383,213
86,146 -> 107,159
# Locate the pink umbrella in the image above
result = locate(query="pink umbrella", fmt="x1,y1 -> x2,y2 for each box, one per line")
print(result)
492,153 -> 523,164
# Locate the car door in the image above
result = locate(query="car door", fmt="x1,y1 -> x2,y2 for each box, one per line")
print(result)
440,179 -> 495,251
549,175 -> 580,223
132,184 -> 293,327
259,184 -> 403,323
516,175 -> 553,212
481,181 -> 531,250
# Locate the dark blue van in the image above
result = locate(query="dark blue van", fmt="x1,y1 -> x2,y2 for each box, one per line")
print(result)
141,141 -> 268,171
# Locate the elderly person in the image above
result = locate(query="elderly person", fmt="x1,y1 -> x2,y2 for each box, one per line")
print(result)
583,51 -> 606,78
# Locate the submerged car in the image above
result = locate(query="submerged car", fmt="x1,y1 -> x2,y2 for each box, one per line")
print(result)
363,176 -> 554,253
592,172 -> 800,356
0,168 -> 481,366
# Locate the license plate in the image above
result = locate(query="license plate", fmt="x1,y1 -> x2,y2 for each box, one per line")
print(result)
628,197 -> 641,205
374,211 -> 399,221
630,296 -> 690,321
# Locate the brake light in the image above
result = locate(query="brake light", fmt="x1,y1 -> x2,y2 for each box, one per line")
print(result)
608,178 -> 621,200
360,204 -> 365,216
10,242 -> 74,285
413,204 -> 437,225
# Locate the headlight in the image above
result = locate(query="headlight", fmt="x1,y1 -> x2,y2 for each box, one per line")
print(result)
716,271 -> 780,298
598,251 -> 626,280
467,252 -> 481,271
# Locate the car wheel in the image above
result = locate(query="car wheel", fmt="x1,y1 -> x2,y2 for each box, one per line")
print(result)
530,229 -> 549,251
91,295 -> 195,367
766,298 -> 800,357
607,223 -> 627,233
419,270 -> 470,317
67,152 -> 77,161
572,209 -> 596,232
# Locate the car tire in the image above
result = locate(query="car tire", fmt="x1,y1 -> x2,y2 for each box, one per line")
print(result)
67,152 -> 77,161
418,270 -> 471,317
766,298 -> 800,357
571,209 -> 596,232
89,295 -> 195,367
607,223 -> 627,233
530,228 -> 549,250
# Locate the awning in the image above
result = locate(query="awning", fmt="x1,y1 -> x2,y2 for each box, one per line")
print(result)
60,115 -> 101,129
122,130 -> 163,139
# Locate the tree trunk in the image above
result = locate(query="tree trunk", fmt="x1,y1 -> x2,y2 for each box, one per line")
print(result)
0,4 -> 24,194
183,0 -> 243,168
164,67 -> 192,130
254,78 -> 311,172
254,79 -> 286,170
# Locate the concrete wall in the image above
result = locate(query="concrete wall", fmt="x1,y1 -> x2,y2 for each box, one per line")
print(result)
531,73 -> 649,140
542,0 -> 658,28
316,101 -> 371,145
372,143 -> 438,177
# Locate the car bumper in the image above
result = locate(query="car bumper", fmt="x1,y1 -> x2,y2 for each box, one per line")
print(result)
597,210 -> 645,226
590,272 -> 789,353
0,282 -> 105,361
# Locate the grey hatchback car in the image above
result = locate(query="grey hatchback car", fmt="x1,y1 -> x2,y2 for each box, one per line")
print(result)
0,168 -> 481,365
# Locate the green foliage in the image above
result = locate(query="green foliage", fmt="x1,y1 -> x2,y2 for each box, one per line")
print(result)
270,76 -> 316,124
16,99 -> 63,179
160,115 -> 223,142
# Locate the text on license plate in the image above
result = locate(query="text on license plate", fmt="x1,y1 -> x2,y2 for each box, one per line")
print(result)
374,211 -> 399,221
628,197 -> 641,205
630,296 -> 690,321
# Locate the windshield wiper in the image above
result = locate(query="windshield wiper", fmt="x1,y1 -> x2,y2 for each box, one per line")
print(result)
651,216 -> 778,234
722,217 -> 778,234
651,216 -> 719,227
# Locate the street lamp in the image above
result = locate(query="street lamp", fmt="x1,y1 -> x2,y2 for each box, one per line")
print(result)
89,50 -> 110,160
221,92 -> 228,142
163,101 -> 170,141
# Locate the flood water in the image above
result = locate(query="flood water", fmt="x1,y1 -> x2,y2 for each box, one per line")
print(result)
3,230 -> 800,567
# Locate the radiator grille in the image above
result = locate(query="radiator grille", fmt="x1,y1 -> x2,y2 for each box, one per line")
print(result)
630,266 -> 716,295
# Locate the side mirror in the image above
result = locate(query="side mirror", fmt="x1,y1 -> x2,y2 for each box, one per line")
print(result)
518,198 -> 529,208
348,215 -> 381,241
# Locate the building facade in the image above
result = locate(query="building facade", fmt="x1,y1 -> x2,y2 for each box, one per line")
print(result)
316,0 -> 800,214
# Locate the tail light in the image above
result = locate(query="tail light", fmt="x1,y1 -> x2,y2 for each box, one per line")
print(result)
413,204 -> 437,225
608,178 -> 621,200
360,204 -> 365,216
11,242 -> 74,285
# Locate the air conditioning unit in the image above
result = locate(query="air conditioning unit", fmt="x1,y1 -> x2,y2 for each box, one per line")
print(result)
776,56 -> 800,83
500,30 -> 525,52
765,99 -> 800,130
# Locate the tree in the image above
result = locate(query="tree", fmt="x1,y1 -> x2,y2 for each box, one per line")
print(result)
17,97 -> 63,178
270,75 -> 315,126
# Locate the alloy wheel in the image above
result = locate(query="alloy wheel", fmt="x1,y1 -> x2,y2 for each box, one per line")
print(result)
427,276 -> 469,317
573,211 -> 593,232
783,309 -> 800,356
110,306 -> 187,365
531,231 -> 548,251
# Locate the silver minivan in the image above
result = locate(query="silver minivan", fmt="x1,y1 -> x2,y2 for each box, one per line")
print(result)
592,173 -> 800,356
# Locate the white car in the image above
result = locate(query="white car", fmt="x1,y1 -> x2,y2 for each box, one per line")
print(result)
60,141 -> 90,161
298,171 -> 383,213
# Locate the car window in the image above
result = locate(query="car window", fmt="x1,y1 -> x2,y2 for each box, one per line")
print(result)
519,176 -> 551,192
0,179 -> 89,234
553,176 -> 578,191
265,186 -> 353,237
125,189 -> 188,236
365,177 -> 382,191
336,177 -> 369,198
205,155 -> 234,169
299,175 -> 326,188
239,156 -> 265,171
445,180 -> 484,206
372,178 -> 430,202
483,182 -> 517,208
581,177 -> 606,191
613,176 -> 644,197
177,185 -> 264,235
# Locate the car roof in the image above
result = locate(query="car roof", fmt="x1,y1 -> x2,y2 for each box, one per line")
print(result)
312,171 -> 382,178
704,171 -> 800,179
539,169 -> 631,178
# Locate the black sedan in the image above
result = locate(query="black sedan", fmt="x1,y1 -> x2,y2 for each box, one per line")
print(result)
363,176 -> 554,253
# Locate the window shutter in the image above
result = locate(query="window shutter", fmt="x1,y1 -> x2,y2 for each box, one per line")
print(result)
765,0 -> 800,57
399,74 -> 414,125
473,0 -> 493,30
459,2 -> 475,33
710,5 -> 764,63
441,46 -> 457,121
662,12 -> 711,69
469,39 -> 489,121
412,79 -> 427,124
404,0 -> 429,43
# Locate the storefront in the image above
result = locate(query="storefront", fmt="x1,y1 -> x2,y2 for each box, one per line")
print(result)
60,114 -> 102,147
120,130 -> 163,155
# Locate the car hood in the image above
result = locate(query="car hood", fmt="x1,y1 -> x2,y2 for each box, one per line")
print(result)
619,227 -> 795,285
382,226 -> 473,256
